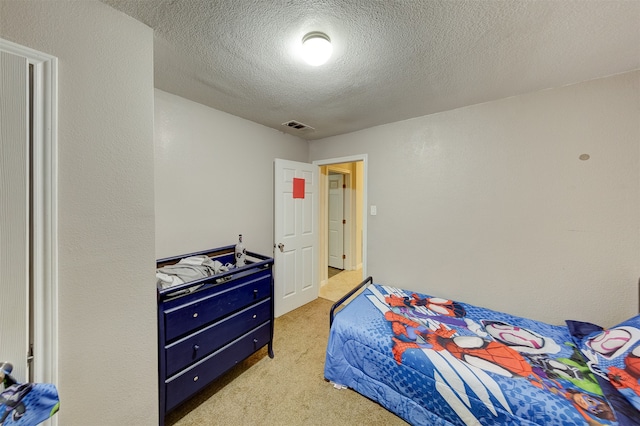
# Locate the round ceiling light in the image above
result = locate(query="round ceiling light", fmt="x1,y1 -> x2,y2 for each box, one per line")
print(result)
301,32 -> 332,66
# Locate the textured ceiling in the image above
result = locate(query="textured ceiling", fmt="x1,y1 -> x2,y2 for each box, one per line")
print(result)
100,0 -> 640,140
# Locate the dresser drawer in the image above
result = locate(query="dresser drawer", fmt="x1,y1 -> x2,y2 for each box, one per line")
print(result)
165,298 -> 271,376
165,321 -> 271,412
164,274 -> 271,341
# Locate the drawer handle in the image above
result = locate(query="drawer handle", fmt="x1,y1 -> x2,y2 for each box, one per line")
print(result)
192,312 -> 198,318
253,289 -> 258,299
252,314 -> 257,319
193,344 -> 200,352
193,376 -> 199,382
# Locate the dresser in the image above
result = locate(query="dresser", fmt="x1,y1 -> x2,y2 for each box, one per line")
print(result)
157,245 -> 274,425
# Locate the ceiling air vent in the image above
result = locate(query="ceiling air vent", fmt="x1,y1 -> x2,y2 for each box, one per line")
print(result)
282,120 -> 315,132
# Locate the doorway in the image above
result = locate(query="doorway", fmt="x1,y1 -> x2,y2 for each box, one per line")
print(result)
328,172 -> 345,270
314,155 -> 367,302
0,38 -> 58,389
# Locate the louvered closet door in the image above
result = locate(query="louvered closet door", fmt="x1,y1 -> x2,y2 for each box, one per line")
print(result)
0,50 -> 30,383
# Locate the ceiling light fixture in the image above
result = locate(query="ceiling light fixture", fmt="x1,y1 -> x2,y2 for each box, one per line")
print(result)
301,32 -> 332,66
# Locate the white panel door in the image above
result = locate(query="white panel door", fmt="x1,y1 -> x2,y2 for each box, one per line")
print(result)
328,173 -> 344,269
274,159 -> 318,317
0,50 -> 30,383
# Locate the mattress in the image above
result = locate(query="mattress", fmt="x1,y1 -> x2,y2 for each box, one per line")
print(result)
324,284 -> 633,425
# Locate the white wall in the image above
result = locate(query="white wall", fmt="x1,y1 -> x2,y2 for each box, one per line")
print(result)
154,89 -> 309,258
0,1 -> 157,424
310,71 -> 640,327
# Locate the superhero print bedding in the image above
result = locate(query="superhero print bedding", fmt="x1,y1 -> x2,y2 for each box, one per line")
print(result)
324,278 -> 640,425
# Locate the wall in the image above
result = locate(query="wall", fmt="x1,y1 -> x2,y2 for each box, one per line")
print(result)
0,1 -> 157,424
154,89 -> 309,258
310,71 -> 640,327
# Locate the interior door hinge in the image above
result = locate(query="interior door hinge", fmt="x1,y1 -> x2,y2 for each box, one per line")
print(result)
342,219 -> 346,224
27,344 -> 34,365
342,254 -> 346,260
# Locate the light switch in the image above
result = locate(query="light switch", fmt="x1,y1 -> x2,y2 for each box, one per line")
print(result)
370,205 -> 377,216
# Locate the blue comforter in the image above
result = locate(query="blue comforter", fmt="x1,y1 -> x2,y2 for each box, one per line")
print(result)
324,284 -> 629,425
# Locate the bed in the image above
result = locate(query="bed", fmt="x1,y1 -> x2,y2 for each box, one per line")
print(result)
324,277 -> 640,425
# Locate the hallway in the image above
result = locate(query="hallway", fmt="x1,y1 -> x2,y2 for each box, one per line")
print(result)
319,268 -> 363,303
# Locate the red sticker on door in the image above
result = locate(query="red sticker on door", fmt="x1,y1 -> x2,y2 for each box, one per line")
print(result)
293,178 -> 305,198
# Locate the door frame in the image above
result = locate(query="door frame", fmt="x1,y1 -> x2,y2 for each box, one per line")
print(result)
0,38 -> 58,390
313,154 -> 368,285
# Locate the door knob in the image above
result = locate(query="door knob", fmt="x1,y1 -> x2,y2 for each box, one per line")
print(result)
277,243 -> 284,252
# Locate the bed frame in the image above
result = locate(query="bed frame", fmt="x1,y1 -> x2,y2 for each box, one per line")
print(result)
329,276 -> 373,327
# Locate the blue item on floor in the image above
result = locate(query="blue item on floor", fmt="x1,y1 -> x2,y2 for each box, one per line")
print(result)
0,362 -> 59,426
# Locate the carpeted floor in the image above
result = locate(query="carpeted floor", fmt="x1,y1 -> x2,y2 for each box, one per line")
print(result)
166,296 -> 407,426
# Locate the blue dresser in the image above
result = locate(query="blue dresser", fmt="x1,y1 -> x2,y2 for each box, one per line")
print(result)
157,245 -> 274,425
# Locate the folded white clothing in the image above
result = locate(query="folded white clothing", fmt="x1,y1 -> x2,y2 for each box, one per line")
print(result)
156,272 -> 185,289
157,256 -> 233,289
178,255 -> 211,266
